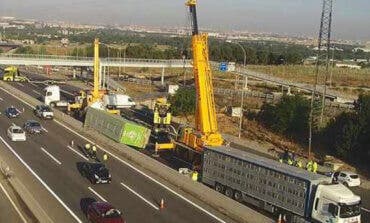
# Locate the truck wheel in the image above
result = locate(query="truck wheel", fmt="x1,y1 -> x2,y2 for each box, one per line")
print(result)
215,183 -> 224,193
234,190 -> 242,201
343,182 -> 349,187
225,187 -> 233,198
50,103 -> 56,108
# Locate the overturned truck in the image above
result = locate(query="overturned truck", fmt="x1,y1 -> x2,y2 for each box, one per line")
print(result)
84,107 -> 151,149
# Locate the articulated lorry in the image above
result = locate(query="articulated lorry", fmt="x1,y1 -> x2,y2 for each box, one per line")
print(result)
202,146 -> 362,223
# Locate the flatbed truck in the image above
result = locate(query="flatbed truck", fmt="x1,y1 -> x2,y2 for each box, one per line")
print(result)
202,146 -> 362,223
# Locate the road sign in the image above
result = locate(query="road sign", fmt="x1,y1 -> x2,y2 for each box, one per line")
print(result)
219,62 -> 228,72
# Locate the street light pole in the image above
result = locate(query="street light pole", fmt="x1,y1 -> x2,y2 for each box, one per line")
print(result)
227,40 -> 247,67
227,40 -> 247,138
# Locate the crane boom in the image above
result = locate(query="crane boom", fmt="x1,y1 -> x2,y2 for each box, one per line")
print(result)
93,38 -> 100,101
183,0 -> 223,149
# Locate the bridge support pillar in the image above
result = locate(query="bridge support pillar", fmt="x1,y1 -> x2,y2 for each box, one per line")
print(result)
161,67 -> 165,86
244,76 -> 248,90
287,86 -> 292,95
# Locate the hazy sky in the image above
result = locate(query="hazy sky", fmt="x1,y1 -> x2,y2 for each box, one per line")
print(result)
0,0 -> 369,41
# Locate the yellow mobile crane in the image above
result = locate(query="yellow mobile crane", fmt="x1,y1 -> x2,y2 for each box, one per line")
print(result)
179,0 -> 223,150
68,38 -> 119,116
155,0 -> 223,169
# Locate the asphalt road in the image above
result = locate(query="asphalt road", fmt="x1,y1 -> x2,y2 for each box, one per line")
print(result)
0,179 -> 28,223
7,71 -> 370,222
0,85 -> 238,223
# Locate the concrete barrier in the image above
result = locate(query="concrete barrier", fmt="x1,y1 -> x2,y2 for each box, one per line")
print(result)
0,81 -> 273,223
0,149 -> 52,223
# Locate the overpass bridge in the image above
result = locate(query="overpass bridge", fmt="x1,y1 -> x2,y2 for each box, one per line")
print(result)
0,54 -> 192,68
0,54 -> 355,102
232,67 -> 357,102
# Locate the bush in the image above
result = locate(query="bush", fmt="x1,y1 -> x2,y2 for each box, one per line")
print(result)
259,95 -> 310,138
168,87 -> 196,116
322,94 -> 370,168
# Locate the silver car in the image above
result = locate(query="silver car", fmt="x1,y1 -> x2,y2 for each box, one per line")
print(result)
7,125 -> 26,141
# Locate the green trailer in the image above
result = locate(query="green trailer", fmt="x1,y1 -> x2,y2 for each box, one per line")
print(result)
84,108 -> 151,149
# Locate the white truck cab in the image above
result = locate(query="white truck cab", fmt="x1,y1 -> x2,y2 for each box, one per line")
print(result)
43,85 -> 68,107
311,183 -> 361,223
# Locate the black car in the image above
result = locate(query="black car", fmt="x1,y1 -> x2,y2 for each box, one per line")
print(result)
80,162 -> 111,184
5,106 -> 21,118
24,120 -> 43,134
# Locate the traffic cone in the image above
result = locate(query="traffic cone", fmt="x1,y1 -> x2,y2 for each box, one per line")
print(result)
277,214 -> 282,223
160,198 -> 165,209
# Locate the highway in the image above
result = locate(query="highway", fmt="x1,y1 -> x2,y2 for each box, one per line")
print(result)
0,84 -> 238,223
4,71 -> 370,222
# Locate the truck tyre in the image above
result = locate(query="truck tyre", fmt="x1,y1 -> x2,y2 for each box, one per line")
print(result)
225,187 -> 233,198
343,182 -> 349,187
215,183 -> 224,193
50,102 -> 56,108
234,190 -> 242,201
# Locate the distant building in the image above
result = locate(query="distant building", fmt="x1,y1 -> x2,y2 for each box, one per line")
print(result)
22,39 -> 35,45
61,38 -> 69,46
353,47 -> 370,53
335,63 -> 361,70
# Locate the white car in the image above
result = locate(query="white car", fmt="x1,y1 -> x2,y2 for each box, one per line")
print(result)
332,171 -> 361,187
7,125 -> 26,142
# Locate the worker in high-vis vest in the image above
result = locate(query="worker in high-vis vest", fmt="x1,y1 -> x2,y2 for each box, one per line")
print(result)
312,161 -> 318,173
306,160 -> 313,172
91,145 -> 97,158
192,171 -> 198,181
287,158 -> 293,166
295,159 -> 303,168
103,153 -> 108,162
85,143 -> 91,153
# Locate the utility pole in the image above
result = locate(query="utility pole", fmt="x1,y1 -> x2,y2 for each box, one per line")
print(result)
308,0 -> 334,160
238,76 -> 245,139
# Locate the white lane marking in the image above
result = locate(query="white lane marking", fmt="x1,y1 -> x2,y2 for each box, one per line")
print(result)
0,136 -> 82,223
88,187 -> 107,202
0,97 -> 3,101
16,83 -> 24,87
362,207 -> 370,213
54,120 -> 227,223
30,83 -> 38,87
120,182 -> 159,211
40,147 -> 62,165
0,182 -> 28,223
0,86 -> 227,223
0,87 -> 35,109
67,146 -> 88,161
32,90 -> 41,96
42,127 -> 48,133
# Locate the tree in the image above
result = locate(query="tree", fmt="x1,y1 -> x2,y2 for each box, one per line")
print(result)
259,95 -> 310,138
322,94 -> 370,168
168,87 -> 196,116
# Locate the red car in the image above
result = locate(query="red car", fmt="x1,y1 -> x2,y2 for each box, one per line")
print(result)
87,201 -> 125,223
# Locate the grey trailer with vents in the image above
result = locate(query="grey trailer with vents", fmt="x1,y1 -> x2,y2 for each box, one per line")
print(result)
202,146 -> 362,223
